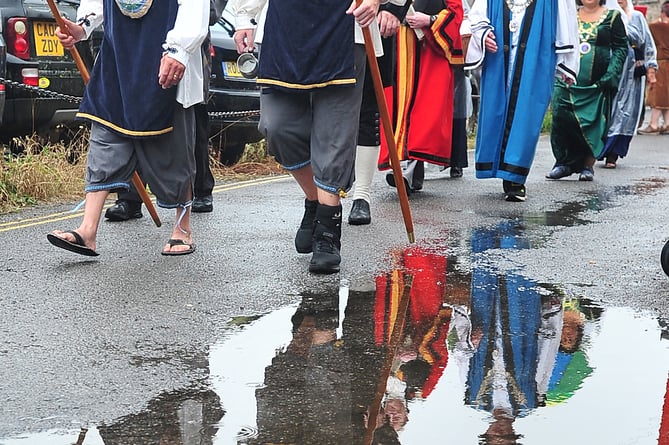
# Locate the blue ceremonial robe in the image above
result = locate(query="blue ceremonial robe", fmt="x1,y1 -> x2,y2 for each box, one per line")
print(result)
474,0 -> 557,184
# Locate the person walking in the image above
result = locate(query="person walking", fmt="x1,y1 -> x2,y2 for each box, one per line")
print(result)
231,0 -> 382,274
378,0 -> 465,194
348,1 -> 411,225
638,1 -> 669,134
47,0 -> 209,256
547,0 -> 628,182
465,0 -> 580,201
598,0 -> 657,168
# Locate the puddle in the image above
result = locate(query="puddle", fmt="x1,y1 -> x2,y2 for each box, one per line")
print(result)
5,187 -> 669,444
7,258 -> 669,444
8,276 -> 668,445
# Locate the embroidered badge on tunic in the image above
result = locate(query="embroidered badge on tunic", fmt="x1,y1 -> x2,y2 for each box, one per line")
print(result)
115,0 -> 153,18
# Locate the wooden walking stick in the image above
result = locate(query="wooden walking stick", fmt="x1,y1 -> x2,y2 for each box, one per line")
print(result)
357,12 -> 415,243
362,273 -> 413,444
46,0 -> 162,227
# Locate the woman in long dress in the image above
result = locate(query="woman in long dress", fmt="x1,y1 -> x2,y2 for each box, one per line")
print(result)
599,0 -> 657,168
547,0 -> 628,181
638,2 -> 669,134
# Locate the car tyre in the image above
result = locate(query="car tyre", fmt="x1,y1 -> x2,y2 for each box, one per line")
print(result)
219,142 -> 246,166
661,240 -> 669,277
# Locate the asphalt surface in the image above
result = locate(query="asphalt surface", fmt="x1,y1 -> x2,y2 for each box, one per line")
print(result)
1,131 -> 669,438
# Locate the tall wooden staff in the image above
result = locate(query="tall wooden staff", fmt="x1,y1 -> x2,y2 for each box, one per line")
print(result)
362,273 -> 414,444
357,11 -> 415,243
46,0 -> 162,227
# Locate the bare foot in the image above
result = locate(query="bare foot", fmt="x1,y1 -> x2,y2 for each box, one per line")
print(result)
50,229 -> 97,251
162,226 -> 195,255
47,229 -> 99,256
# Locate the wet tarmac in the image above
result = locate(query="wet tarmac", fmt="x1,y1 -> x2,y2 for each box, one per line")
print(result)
4,181 -> 669,444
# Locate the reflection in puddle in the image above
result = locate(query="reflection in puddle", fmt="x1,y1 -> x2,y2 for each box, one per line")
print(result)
0,387 -> 223,444
5,211 -> 669,444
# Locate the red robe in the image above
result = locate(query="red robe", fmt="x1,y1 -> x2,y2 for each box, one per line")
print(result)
378,2 -> 464,169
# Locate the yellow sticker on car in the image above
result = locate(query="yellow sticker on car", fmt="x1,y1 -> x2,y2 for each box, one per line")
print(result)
223,61 -> 243,78
33,21 -> 64,57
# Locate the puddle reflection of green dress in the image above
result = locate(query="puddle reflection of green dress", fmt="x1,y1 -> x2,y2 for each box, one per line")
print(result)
550,9 -> 628,171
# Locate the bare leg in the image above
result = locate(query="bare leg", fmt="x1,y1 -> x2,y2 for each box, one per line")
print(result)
290,164 -> 340,206
163,190 -> 194,254
50,190 -> 108,251
291,165 -> 318,201
317,189 -> 340,206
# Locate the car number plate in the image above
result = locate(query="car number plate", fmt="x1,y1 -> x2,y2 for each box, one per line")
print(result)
223,61 -> 244,78
33,21 -> 64,57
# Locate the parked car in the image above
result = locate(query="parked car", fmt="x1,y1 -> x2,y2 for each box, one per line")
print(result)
208,3 -> 262,165
0,0 -> 101,147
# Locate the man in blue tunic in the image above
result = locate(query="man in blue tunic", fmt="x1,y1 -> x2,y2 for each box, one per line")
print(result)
47,0 -> 209,256
232,0 -> 381,274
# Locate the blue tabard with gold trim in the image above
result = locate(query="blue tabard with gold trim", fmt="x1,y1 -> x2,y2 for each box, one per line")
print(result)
257,0 -> 355,91
77,0 -> 179,137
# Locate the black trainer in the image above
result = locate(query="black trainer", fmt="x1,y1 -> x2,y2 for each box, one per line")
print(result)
104,199 -> 143,221
309,204 -> 342,274
295,199 -> 318,253
503,180 -> 527,202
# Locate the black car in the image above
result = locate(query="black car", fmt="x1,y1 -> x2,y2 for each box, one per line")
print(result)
0,0 -> 100,146
208,3 -> 262,165
0,0 -> 262,164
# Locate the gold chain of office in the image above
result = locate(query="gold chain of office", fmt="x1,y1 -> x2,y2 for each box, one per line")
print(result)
577,10 -> 608,41
505,0 -> 534,14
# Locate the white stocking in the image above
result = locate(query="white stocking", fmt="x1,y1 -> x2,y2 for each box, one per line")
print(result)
352,145 -> 380,203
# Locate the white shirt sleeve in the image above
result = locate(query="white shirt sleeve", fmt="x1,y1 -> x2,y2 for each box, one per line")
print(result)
555,0 -> 579,82
164,0 -> 209,66
165,0 -> 210,108
464,0 -> 493,69
231,0 -> 267,29
76,0 -> 104,39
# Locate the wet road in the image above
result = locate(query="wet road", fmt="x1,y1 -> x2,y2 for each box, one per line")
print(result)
2,133 -> 669,444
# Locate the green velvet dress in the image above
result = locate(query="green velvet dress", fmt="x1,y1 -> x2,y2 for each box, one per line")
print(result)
550,8 -> 628,171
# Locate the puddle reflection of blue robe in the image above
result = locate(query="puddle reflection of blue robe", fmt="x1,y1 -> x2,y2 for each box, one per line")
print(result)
466,224 -> 541,415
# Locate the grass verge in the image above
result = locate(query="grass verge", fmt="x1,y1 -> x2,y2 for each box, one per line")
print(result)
1,133 -> 284,215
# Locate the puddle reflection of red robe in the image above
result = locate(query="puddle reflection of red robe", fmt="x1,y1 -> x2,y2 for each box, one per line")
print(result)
375,245 -> 451,398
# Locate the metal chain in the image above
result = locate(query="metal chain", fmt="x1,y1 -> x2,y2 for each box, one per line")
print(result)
0,77 -> 261,118
208,110 -> 260,119
0,77 -> 81,103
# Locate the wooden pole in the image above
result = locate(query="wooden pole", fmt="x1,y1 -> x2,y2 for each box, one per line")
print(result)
359,24 -> 415,243
46,0 -> 162,227
362,273 -> 414,444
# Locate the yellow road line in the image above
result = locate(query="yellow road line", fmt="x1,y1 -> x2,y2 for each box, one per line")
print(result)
0,175 -> 290,233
